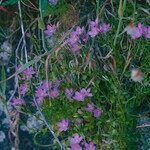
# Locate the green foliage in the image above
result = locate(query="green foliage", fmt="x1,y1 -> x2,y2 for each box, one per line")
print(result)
1,0 -> 19,6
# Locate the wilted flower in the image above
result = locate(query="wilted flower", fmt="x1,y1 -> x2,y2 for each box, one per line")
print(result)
53,79 -> 61,88
2,118 -> 10,128
93,108 -> 102,118
126,23 -> 143,39
75,119 -> 83,125
19,83 -> 28,95
131,69 -> 144,82
86,103 -> 95,112
23,66 -> 35,80
65,88 -> 74,100
44,24 -> 57,37
57,119 -> 69,132
0,131 -> 5,142
85,142 -> 96,150
48,0 -> 59,6
26,115 -> 44,133
11,97 -> 25,106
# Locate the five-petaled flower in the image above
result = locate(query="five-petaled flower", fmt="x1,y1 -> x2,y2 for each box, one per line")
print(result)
93,108 -> 102,118
44,24 -> 57,37
73,88 -> 92,101
57,119 -> 69,132
11,97 -> 25,106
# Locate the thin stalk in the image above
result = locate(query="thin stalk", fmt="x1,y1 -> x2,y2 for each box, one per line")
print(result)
39,0 -> 48,52
18,0 -> 28,63
113,0 -> 127,46
33,98 -> 65,150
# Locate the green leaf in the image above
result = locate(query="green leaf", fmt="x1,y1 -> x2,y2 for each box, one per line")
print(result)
17,59 -> 37,74
39,0 -> 47,16
0,66 -> 7,99
38,18 -> 45,30
2,0 -> 19,6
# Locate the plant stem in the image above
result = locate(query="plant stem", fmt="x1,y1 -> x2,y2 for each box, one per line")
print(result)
18,0 -> 28,63
113,0 -> 127,46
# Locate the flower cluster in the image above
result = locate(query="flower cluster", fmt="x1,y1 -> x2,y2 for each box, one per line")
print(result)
12,65 -> 36,107
66,26 -> 85,53
86,103 -> 102,118
44,24 -> 57,37
126,23 -> 150,39
88,18 -> 111,37
57,119 -> 69,133
35,80 -> 60,105
66,18 -> 110,53
65,88 -> 92,101
10,97 -> 25,106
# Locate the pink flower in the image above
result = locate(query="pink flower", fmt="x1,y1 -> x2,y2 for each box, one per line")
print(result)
80,88 -> 92,97
35,86 -> 48,105
65,88 -> 74,100
44,24 -> 57,37
126,23 -> 143,39
88,27 -> 99,37
41,80 -> 52,91
67,31 -> 79,45
23,66 -> 35,80
19,83 -> 28,95
11,97 -> 25,106
85,142 -> 96,150
69,134 -> 83,150
88,18 -> 110,37
49,88 -> 59,98
75,26 -> 84,35
86,103 -> 95,112
70,43 -> 82,53
69,133 -> 83,144
73,88 -> 92,101
57,119 -> 69,132
89,18 -> 99,28
70,143 -> 82,150
93,108 -> 102,118
131,69 -> 144,82
142,26 -> 150,39
99,23 -> 111,33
